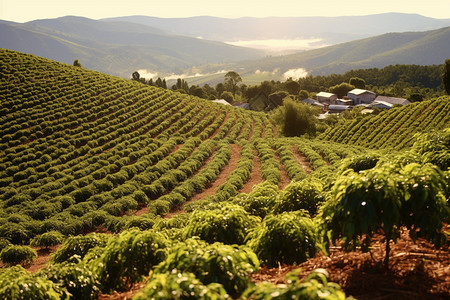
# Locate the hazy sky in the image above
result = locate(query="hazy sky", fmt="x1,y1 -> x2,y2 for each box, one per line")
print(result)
1,0 -> 449,22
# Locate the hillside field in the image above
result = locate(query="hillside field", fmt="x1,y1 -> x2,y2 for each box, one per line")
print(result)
0,48 -> 449,299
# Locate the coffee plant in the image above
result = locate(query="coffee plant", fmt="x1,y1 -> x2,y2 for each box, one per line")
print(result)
133,270 -> 230,300
246,211 -> 318,267
155,238 -> 259,297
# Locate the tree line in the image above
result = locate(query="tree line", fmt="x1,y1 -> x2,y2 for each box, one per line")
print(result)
131,62 -> 448,104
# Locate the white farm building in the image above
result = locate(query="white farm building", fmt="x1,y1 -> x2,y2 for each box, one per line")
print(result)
347,89 -> 376,105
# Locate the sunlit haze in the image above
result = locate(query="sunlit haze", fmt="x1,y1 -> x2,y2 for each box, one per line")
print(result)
1,0 -> 449,22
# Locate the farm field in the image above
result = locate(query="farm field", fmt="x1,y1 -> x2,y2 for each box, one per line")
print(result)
0,48 -> 449,299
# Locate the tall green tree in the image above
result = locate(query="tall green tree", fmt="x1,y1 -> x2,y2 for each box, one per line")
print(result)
349,77 -> 365,89
132,71 -> 140,81
221,91 -> 234,104
224,71 -> 242,97
329,82 -> 355,98
271,97 -> 320,137
285,80 -> 300,95
443,59 -> 450,95
73,59 -> 82,68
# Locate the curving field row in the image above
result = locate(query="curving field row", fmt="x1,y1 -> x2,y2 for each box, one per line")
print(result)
320,97 -> 450,149
0,49 -> 361,242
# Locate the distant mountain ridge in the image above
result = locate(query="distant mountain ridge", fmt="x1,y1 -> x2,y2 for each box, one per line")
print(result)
103,13 -> 450,44
0,16 -> 263,78
1,14 -> 449,82
177,25 -> 450,86
240,26 -> 450,75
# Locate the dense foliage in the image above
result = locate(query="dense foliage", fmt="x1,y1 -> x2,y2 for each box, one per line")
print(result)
92,229 -> 169,292
50,233 -> 110,263
31,231 -> 65,249
0,245 -> 37,266
320,161 -> 449,268
243,268 -> 353,300
0,266 -> 64,299
247,211 -> 318,267
38,260 -> 101,299
271,98 -> 321,137
183,203 -> 259,245
155,238 -> 259,297
133,271 -> 230,300
273,179 -> 324,216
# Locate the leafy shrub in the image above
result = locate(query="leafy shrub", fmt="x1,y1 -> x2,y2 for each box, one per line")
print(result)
147,199 -> 171,215
81,210 -> 111,230
0,266 -> 64,300
124,215 -> 155,230
155,238 -> 259,297
242,268 -> 353,300
132,190 -> 149,204
320,163 -> 449,268
0,238 -> 10,252
231,182 -> 278,218
93,229 -> 169,292
183,203 -> 259,245
410,128 -> 450,170
51,233 -> 110,263
246,211 -> 317,267
0,245 -> 37,266
339,153 -> 380,173
273,179 -> 324,216
153,213 -> 190,230
38,260 -> 100,299
31,231 -> 64,249
0,222 -> 30,244
133,270 -> 230,300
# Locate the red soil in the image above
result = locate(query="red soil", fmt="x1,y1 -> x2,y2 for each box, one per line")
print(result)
239,150 -> 264,194
189,144 -> 240,201
274,153 -> 290,190
291,145 -> 313,174
252,225 -> 450,300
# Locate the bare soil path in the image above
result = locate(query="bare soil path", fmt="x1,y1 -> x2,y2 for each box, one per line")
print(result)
291,145 -> 313,174
274,153 -> 290,189
189,144 -> 240,201
239,150 -> 264,194
163,144 -> 241,218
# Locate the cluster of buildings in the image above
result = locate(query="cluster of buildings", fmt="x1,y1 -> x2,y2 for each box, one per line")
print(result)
303,88 -> 410,113
213,88 -> 410,115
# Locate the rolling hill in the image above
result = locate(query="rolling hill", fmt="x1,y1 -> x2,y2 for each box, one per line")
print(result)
0,16 -> 263,78
180,26 -> 450,85
0,49 -> 449,299
104,13 -> 450,45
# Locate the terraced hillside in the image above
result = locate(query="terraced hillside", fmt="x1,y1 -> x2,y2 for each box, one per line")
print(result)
0,49 -> 448,300
0,48 -> 360,238
321,97 -> 450,149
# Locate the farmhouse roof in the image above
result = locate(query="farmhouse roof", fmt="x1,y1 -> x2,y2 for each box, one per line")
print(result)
317,92 -> 336,98
372,100 -> 394,109
375,96 -> 410,106
348,88 -> 376,95
212,99 -> 232,106
337,99 -> 353,104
